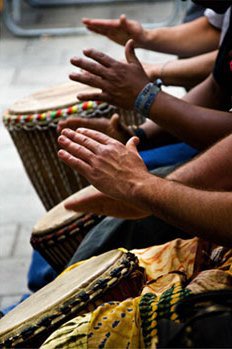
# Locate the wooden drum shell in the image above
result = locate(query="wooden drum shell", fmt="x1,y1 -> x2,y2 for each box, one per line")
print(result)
3,82 -> 144,210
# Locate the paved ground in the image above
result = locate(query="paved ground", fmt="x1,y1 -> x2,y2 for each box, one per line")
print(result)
0,1 -> 187,312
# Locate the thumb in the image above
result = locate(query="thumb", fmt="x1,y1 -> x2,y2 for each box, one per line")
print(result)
110,113 -> 121,131
125,39 -> 141,65
126,136 -> 140,152
120,14 -> 129,30
110,113 -> 134,135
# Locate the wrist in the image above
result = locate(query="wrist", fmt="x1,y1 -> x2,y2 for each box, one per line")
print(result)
150,64 -> 163,81
130,174 -> 166,213
134,79 -> 162,118
160,60 -> 172,86
136,28 -> 152,49
133,28 -> 147,48
143,62 -> 163,81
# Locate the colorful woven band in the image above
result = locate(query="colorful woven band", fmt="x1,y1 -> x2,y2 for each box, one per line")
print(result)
3,101 -> 109,127
134,79 -> 162,118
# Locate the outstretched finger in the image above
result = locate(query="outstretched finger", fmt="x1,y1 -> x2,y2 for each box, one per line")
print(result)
69,71 -> 106,90
64,185 -> 104,211
60,128 -> 104,153
77,91 -> 113,104
58,149 -> 91,177
58,117 -> 96,133
71,57 -> 107,78
82,18 -> 119,28
58,117 -> 104,133
57,118 -> 79,132
58,133 -> 94,161
84,25 -> 108,35
76,127 -> 116,145
83,48 -> 117,68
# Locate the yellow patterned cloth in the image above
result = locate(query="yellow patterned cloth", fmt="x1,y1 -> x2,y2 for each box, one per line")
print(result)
41,238 -> 232,349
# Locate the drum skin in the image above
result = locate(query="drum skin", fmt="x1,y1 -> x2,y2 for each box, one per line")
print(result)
30,186 -> 105,273
3,82 -> 144,210
0,250 -> 145,348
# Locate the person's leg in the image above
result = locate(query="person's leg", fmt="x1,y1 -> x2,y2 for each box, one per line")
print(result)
68,215 -> 189,265
27,250 -> 57,292
140,142 -> 198,171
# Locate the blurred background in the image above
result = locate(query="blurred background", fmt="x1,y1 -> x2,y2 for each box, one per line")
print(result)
0,0 -> 188,310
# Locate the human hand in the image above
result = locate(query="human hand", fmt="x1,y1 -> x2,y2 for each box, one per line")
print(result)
82,14 -> 147,48
58,114 -> 133,144
142,62 -> 163,82
69,39 -> 150,110
64,185 -> 149,219
58,128 -> 150,202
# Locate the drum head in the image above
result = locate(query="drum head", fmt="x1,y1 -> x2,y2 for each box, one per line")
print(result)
0,250 -> 138,346
32,186 -> 98,235
9,82 -> 100,115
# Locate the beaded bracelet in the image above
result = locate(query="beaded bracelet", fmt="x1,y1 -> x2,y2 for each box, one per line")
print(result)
134,79 -> 162,117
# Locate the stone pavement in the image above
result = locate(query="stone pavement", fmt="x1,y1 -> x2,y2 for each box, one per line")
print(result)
0,1 -> 186,312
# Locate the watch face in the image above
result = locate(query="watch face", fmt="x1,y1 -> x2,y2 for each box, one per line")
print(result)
192,0 -> 232,13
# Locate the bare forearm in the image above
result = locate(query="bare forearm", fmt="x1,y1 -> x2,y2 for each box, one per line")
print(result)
133,175 -> 232,247
58,120 -> 232,246
158,50 -> 217,88
142,18 -> 220,57
70,47 -> 231,150
183,74 -> 231,109
167,134 -> 232,191
149,87 -> 232,149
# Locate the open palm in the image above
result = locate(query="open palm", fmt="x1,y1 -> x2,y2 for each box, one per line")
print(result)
82,15 -> 145,47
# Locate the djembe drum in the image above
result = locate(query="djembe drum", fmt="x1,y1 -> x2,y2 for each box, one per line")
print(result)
3,82 -> 144,210
30,186 -> 104,273
0,250 -> 145,348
